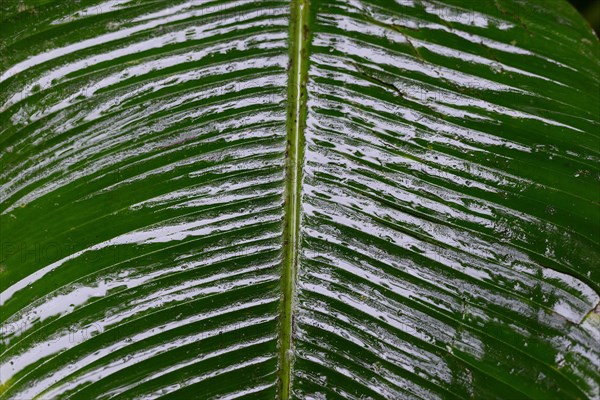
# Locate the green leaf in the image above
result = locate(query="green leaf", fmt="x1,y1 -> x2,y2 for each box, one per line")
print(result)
1,0 -> 599,399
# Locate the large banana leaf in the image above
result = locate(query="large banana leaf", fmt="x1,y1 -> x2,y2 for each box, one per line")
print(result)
1,0 -> 599,399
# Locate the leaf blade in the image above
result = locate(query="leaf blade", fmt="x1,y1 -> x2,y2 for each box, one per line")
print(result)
292,0 -> 600,398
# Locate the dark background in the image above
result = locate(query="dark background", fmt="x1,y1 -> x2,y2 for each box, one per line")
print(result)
569,0 -> 600,35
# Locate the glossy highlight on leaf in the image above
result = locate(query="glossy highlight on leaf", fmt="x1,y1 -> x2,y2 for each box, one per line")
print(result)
1,0 -> 599,399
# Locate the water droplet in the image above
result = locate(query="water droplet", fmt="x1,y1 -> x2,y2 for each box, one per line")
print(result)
490,63 -> 503,73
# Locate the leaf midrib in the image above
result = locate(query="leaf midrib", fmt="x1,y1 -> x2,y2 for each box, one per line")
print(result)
279,0 -> 310,399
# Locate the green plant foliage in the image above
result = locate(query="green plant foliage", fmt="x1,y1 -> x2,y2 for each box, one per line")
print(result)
0,0 -> 599,399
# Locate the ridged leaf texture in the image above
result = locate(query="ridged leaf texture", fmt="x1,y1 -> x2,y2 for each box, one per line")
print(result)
1,0 -> 599,399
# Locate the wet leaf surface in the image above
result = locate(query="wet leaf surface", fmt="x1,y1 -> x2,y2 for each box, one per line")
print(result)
1,0 -> 599,399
